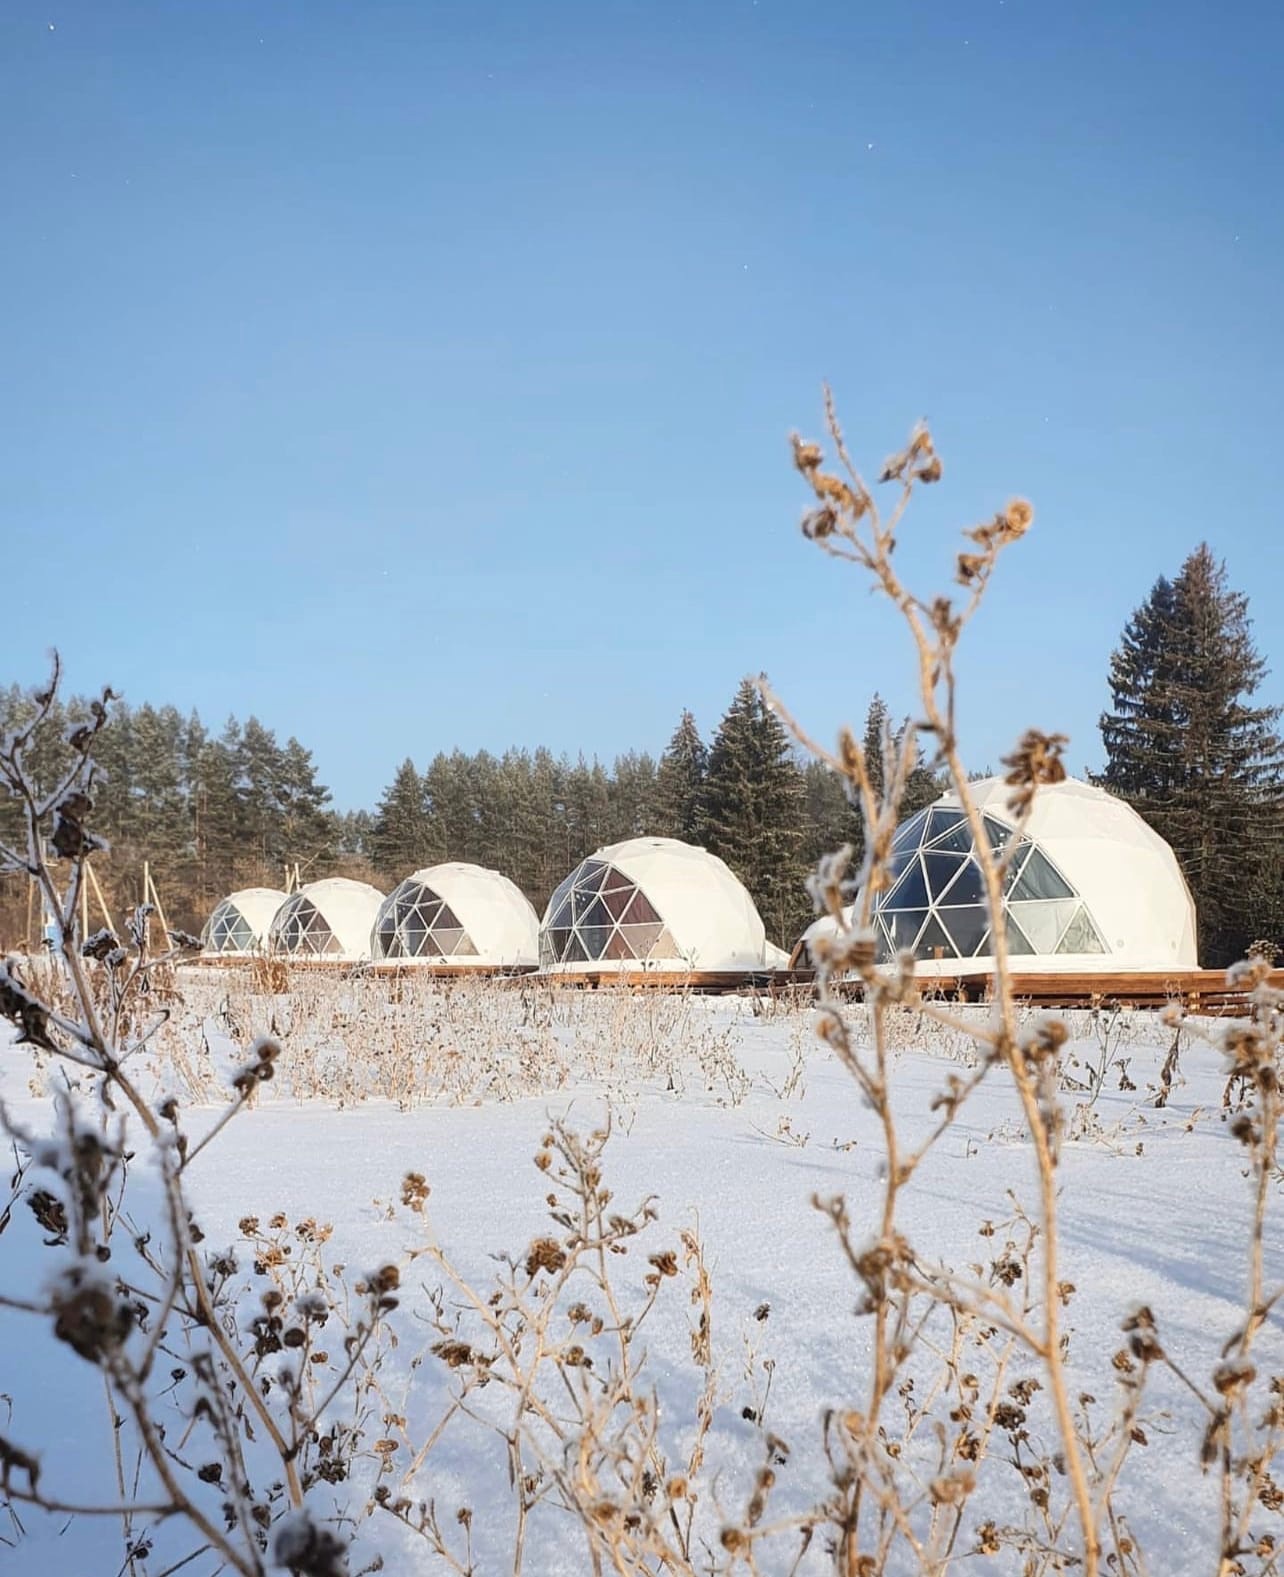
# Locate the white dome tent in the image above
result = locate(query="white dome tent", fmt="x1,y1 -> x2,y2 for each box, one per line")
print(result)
799,776 -> 1198,976
202,888 -> 287,957
372,863 -> 539,968
268,878 -> 385,963
539,836 -> 787,976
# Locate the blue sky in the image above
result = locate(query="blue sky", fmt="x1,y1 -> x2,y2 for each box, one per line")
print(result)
3,0 -> 1281,808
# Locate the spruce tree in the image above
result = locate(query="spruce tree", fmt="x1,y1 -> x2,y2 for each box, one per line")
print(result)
371,759 -> 435,882
700,678 -> 806,945
653,710 -> 707,842
1101,544 -> 1284,964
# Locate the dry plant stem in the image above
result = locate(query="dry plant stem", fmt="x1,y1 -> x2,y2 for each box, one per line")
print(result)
783,398 -> 1102,1575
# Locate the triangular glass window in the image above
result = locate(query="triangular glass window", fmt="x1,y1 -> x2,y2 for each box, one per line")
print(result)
602,884 -> 636,920
1008,898 -> 1078,955
1056,905 -> 1108,955
575,862 -> 607,893
1009,847 -> 1075,901
619,921 -> 663,957
580,897 -> 612,929
647,928 -> 681,960
937,904 -> 990,958
884,857 -> 929,911
621,889 -> 661,925
915,912 -> 956,960
938,860 -> 985,907
578,925 -> 613,959
924,809 -> 968,846
983,815 -> 1015,851
892,810 -> 930,853
923,851 -> 966,901
884,908 -> 928,952
1005,913 -> 1035,956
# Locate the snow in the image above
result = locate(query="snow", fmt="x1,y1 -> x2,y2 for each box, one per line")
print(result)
0,986 -> 1278,1572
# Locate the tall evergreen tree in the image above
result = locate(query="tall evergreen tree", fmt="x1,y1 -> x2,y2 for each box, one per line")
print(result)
700,678 -> 807,945
1101,544 -> 1284,964
653,710 -> 707,843
371,759 -> 435,881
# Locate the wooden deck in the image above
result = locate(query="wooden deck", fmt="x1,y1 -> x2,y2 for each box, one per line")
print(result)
184,955 -> 1280,1011
786,967 -> 1283,1013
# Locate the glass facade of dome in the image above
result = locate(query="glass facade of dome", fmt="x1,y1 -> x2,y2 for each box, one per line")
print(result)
205,900 -> 256,953
271,895 -> 343,957
539,858 -> 682,967
873,805 -> 1108,963
373,881 -> 479,959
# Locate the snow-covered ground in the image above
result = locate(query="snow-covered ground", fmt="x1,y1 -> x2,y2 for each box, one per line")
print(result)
0,983 -> 1278,1573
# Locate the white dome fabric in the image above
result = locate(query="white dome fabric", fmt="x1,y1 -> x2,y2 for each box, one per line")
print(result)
372,863 -> 539,966
539,836 -> 774,973
202,888 -> 287,956
799,777 -> 1198,975
269,879 -> 385,963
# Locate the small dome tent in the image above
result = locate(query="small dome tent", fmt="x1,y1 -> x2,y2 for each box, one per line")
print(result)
539,836 -> 777,975
796,776 -> 1197,975
268,879 -> 385,963
372,863 -> 539,968
202,888 -> 287,956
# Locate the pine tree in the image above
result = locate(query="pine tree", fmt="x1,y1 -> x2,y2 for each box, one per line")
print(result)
653,710 -> 707,842
371,759 -> 434,881
1101,544 -> 1284,964
700,678 -> 806,945
607,751 -> 657,843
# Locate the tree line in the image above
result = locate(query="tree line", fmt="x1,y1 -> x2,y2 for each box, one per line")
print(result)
2,540 -> 1281,962
0,676 -> 935,949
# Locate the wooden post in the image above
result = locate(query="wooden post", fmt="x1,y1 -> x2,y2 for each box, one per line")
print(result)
84,861 -> 115,937
143,861 -> 172,945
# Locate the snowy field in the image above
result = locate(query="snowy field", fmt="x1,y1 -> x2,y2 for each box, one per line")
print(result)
0,973 -> 1279,1574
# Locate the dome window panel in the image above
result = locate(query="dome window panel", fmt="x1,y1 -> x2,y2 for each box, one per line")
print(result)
548,872 -> 576,914
647,929 -> 681,960
575,862 -> 608,894
885,907 -> 928,951
892,810 -> 930,853
937,905 -> 989,958
982,815 -> 1016,851
915,913 -> 957,960
924,819 -> 975,854
621,889 -> 661,925
1009,847 -> 1075,902
923,851 -> 967,902
924,809 -> 968,845
884,858 -> 930,912
602,885 -> 636,920
580,897 -> 612,929
1056,906 -> 1108,955
938,859 -> 986,908
578,925 -> 614,958
1005,914 -> 1035,955
619,921 -> 664,957
1008,899 -> 1078,955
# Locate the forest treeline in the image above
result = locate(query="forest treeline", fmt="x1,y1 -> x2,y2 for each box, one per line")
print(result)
0,678 -> 936,949
2,543 -> 1282,961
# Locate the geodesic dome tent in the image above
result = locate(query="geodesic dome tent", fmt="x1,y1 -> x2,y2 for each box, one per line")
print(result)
799,776 -> 1198,975
268,879 -> 385,963
539,836 -> 778,974
202,889 -> 287,956
371,863 -> 539,967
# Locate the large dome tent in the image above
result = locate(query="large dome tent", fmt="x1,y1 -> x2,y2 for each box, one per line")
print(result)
372,863 -> 539,968
201,888 -> 287,957
538,836 -> 784,977
796,776 -> 1197,976
268,878 -> 385,963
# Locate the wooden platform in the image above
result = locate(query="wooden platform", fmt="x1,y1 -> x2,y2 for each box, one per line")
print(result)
788,967 -> 1284,1014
